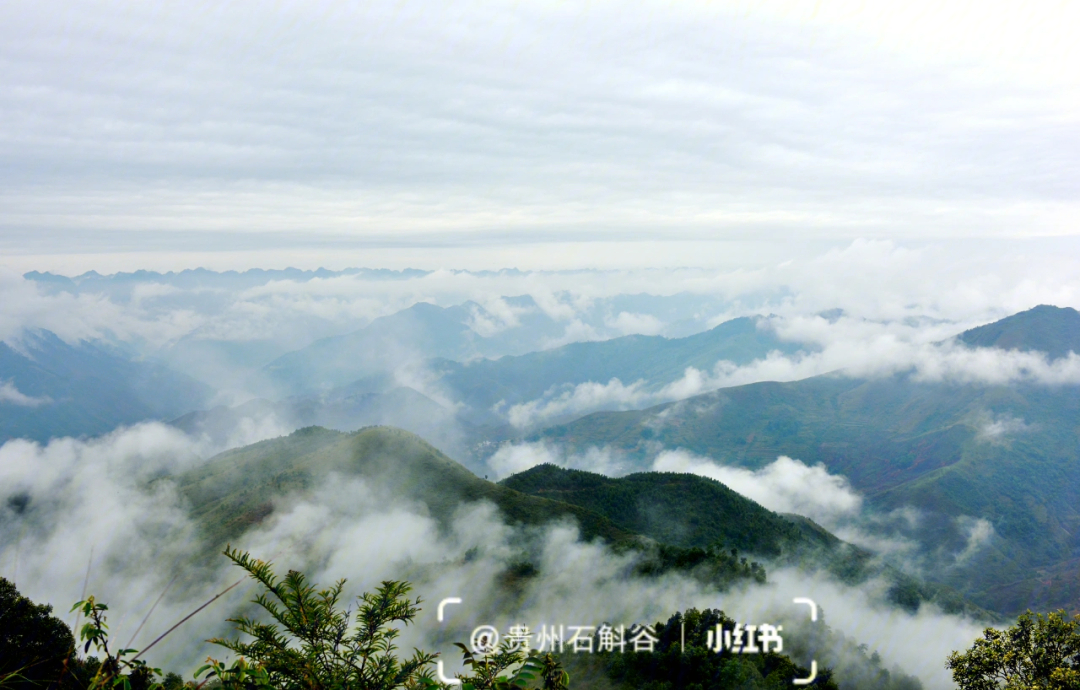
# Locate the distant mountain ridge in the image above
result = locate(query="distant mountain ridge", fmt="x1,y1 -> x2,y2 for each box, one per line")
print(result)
0,330 -> 211,444
500,463 -> 830,556
526,304 -> 1080,615
432,315 -> 809,418
260,302 -> 486,395
957,304 -> 1080,359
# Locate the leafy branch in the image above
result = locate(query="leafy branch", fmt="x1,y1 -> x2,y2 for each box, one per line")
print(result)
70,597 -> 163,690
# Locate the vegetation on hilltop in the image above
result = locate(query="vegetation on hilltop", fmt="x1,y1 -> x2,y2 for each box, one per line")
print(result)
172,426 -> 776,593
173,426 -> 639,554
956,304 -> 1080,359
499,463 -> 985,617
170,426 -> 992,614
500,464 -> 812,556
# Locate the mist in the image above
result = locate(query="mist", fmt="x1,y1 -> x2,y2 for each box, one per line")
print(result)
0,419 -> 995,689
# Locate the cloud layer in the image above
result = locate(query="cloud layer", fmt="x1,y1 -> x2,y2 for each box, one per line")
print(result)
1,0 -> 1078,259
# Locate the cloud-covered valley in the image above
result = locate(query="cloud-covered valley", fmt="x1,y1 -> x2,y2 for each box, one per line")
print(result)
0,422 -> 988,689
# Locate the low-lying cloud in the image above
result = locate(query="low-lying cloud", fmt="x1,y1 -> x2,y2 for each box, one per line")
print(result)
504,378 -> 648,429
976,412 -> 1035,441
650,450 -> 1002,573
0,380 -> 50,407
486,441 -> 628,480
500,318 -> 1080,429
0,422 -> 997,689
652,451 -> 863,524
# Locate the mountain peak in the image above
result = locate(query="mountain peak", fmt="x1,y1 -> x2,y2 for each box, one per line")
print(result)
958,304 -> 1080,359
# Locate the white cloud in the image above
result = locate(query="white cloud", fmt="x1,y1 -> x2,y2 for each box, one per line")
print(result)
652,451 -> 863,524
604,311 -> 665,336
486,441 -> 627,480
0,422 -> 992,689
976,413 -> 1034,441
486,442 -> 563,479
954,517 -> 995,564
498,318 -> 1080,428
0,380 -> 50,407
505,378 -> 648,428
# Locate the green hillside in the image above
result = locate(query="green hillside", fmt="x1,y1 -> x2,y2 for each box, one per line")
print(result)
511,305 -> 1080,615
174,425 -> 638,550
499,463 -> 986,617
957,304 -> 1080,358
169,425 -> 989,618
500,464 -> 816,556
531,372 -> 1080,614
173,426 -> 807,590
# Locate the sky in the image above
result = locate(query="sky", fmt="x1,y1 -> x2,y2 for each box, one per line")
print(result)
1,0 -> 1078,272
3,6 -> 1079,682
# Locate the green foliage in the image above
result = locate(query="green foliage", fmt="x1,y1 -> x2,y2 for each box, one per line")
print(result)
598,608 -> 836,690
499,465 -> 805,556
160,673 -> 185,690
0,577 -> 76,690
198,546 -> 440,690
635,543 -> 766,586
947,609 -> 1080,689
70,597 -> 163,690
442,640 -> 567,690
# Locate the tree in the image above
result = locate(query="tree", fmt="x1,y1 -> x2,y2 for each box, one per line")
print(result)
448,640 -> 568,690
201,547 -> 570,690
947,610 -> 1080,690
71,596 -> 164,690
0,577 -> 75,690
601,608 -> 837,689
199,546 -> 440,690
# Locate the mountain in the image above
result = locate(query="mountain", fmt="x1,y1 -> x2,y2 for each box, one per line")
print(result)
527,305 -> 1080,615
172,426 -> 638,551
172,426 -> 876,589
5,423 -> 933,689
170,385 -> 476,460
500,463 -> 985,616
23,267 -> 430,296
166,422 -> 983,620
0,330 -> 211,444
256,296 -> 752,399
957,304 -> 1080,359
259,303 -> 487,395
230,314 -> 809,462
430,315 -> 809,423
500,464 -> 819,556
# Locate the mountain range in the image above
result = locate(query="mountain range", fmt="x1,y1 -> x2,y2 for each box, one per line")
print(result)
0,330 -> 210,443
6,282 -> 1078,619
527,305 -> 1080,614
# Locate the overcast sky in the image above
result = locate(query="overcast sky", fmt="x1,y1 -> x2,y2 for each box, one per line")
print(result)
1,0 -> 1078,271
